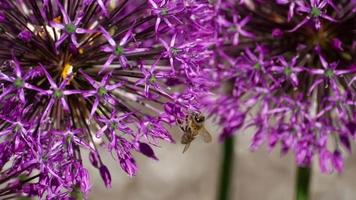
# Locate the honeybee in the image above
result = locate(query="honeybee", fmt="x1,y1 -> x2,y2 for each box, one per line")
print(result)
178,112 -> 212,153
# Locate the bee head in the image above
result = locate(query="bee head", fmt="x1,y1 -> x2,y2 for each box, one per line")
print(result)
193,113 -> 205,124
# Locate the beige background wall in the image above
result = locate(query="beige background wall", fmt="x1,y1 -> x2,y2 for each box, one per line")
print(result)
87,125 -> 356,200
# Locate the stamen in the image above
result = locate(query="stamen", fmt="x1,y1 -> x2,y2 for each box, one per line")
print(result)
115,46 -> 124,56
65,24 -> 77,33
62,63 -> 73,79
53,16 -> 62,23
311,8 -> 321,17
14,78 -> 24,88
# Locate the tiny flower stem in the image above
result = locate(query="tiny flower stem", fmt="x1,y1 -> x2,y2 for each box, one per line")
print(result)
295,166 -> 312,200
0,163 -> 35,185
217,136 -> 235,200
0,174 -> 40,195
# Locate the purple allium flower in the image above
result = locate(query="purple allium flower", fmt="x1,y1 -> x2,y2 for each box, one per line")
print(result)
0,0 -> 212,198
204,0 -> 355,173
289,0 -> 338,31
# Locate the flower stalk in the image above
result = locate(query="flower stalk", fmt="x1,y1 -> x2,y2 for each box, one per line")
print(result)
295,166 -> 312,200
217,136 -> 235,200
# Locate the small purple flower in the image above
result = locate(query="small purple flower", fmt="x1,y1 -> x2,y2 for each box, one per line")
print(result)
135,61 -> 164,97
149,0 -> 184,33
80,70 -> 123,117
218,15 -> 254,45
37,65 -> 82,117
0,58 -> 40,103
51,128 -> 94,154
49,0 -> 90,48
289,0 -> 337,31
160,34 -> 186,69
95,111 -> 133,139
307,55 -> 356,95
99,26 -> 136,71
270,56 -> 304,87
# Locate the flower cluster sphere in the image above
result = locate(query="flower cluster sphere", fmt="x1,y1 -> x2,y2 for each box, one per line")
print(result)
0,0 -> 212,198
204,0 -> 355,173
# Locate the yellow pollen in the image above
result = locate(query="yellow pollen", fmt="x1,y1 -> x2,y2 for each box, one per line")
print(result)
79,48 -> 84,54
62,63 -> 73,79
53,16 -> 62,24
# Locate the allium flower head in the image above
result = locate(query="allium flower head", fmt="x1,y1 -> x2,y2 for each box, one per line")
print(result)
0,0 -> 212,198
204,0 -> 356,173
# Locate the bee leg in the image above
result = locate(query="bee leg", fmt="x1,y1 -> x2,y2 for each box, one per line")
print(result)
182,142 -> 191,153
177,119 -> 188,132
178,123 -> 186,132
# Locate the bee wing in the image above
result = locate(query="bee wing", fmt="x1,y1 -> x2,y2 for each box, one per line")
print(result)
199,127 -> 212,143
182,142 -> 191,153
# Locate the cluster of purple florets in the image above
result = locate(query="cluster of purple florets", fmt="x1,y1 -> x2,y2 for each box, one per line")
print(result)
203,0 -> 355,173
0,0 -> 212,198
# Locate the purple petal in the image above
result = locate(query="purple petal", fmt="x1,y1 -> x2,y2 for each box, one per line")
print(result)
155,17 -> 162,33
12,56 -> 22,77
119,29 -> 132,46
99,26 -> 116,47
332,151 -> 344,173
90,98 -> 100,117
250,131 -> 264,151
106,82 -> 123,91
89,152 -> 100,168
97,0 -> 109,16
55,34 -> 69,49
40,64 -> 58,89
99,165 -> 112,188
79,70 -> 97,86
101,54 -> 116,73
55,0 -> 70,24
339,134 -> 351,152
319,150 -> 332,174
63,90 -> 82,95
61,98 -> 69,111
71,34 -> 79,47
119,156 -> 137,177
138,142 -> 158,160
49,22 -> 65,29
170,34 -> 177,47
288,17 -> 310,32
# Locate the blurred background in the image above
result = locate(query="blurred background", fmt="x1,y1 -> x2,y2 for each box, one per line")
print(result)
87,123 -> 356,200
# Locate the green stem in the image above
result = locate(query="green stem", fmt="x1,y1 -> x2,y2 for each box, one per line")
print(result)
217,136 -> 235,200
295,166 -> 311,200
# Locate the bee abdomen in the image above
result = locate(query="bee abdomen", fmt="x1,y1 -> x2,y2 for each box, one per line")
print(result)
181,133 -> 194,144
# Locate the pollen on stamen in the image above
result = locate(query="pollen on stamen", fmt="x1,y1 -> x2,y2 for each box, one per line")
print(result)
53,16 -> 62,24
79,48 -> 84,54
62,63 -> 73,80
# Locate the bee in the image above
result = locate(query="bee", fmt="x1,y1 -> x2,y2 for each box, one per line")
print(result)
178,112 -> 212,153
